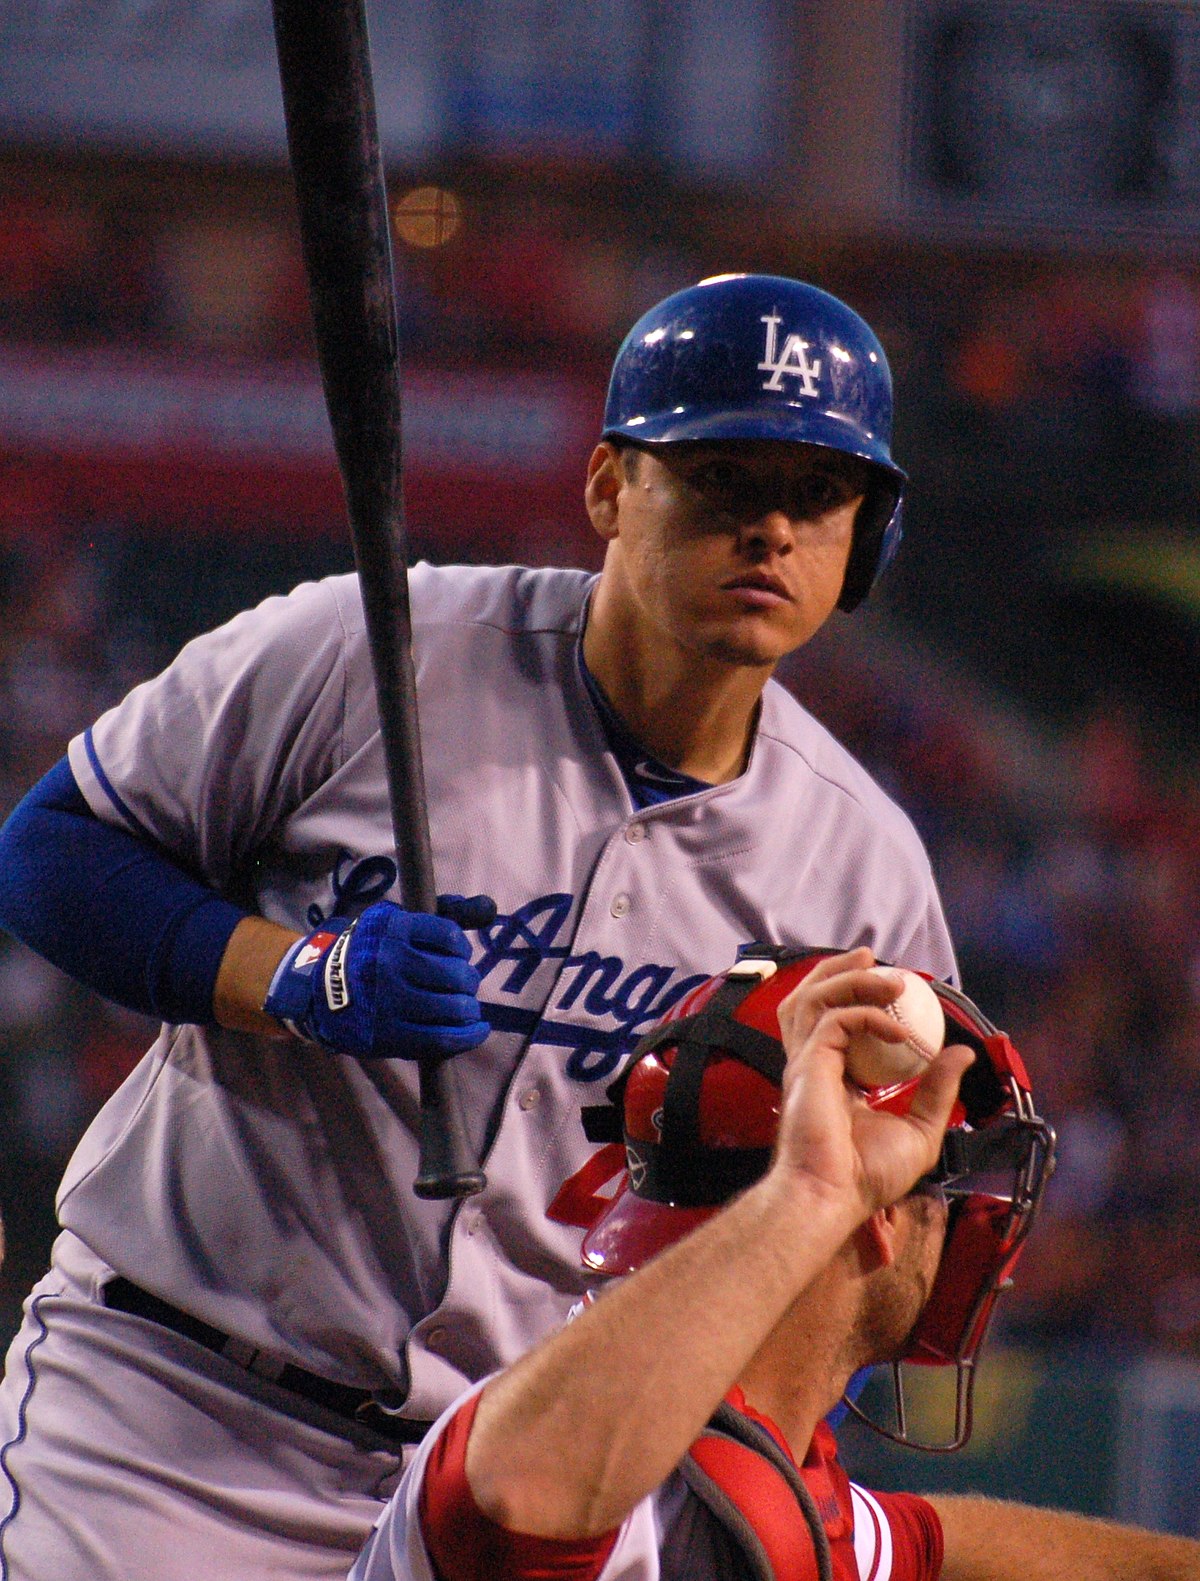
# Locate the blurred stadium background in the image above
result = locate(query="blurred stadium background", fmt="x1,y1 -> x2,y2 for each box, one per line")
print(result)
2,0 -> 1200,1532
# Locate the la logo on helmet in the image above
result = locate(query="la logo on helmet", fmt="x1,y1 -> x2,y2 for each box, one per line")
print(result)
757,312 -> 822,396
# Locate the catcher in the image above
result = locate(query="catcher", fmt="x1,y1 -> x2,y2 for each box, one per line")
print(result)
352,950 -> 1199,1581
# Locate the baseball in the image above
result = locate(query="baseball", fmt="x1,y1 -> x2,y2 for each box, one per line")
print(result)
845,967 -> 945,1090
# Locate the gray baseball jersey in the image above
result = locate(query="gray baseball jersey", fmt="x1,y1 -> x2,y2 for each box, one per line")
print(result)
0,562 -> 954,1576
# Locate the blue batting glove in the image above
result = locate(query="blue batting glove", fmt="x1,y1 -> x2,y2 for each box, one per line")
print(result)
263,895 -> 495,1061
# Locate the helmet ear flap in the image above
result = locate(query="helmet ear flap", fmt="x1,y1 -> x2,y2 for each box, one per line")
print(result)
838,480 -> 904,611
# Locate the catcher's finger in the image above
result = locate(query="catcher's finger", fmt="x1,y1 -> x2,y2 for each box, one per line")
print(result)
783,1003 -> 911,1068
777,953 -> 901,1046
845,1041 -> 975,1213
778,1003 -> 910,1115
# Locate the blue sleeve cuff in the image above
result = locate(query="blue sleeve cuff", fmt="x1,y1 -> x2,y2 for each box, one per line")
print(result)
150,891 -> 247,1024
0,756 -> 247,1024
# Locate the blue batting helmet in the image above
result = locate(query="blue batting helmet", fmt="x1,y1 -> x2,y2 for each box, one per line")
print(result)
602,274 -> 905,610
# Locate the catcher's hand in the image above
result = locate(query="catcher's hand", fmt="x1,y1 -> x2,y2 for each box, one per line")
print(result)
773,948 -> 973,1218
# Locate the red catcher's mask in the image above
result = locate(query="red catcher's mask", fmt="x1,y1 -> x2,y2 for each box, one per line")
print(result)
550,946 -> 1055,1453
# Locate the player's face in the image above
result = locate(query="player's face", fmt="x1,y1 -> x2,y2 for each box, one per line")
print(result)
587,440 -> 866,671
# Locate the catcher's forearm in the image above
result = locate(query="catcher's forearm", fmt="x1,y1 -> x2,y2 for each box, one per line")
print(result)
465,1170 -> 857,1541
932,1494 -> 1200,1581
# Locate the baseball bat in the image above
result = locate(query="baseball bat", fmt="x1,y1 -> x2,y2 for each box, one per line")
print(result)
271,0 -> 486,1200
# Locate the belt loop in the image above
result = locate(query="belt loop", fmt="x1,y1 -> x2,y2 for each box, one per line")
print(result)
221,1336 -> 257,1369
249,1352 -> 288,1384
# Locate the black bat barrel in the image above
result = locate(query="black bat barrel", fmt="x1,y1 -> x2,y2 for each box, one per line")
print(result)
272,0 -> 485,1200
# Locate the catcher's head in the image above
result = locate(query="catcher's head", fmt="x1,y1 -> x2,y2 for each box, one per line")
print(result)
568,946 -> 1055,1453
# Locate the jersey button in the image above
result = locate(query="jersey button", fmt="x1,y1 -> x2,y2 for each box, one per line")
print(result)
611,893 -> 631,918
624,823 -> 647,844
518,1088 -> 541,1111
426,1326 -> 448,1352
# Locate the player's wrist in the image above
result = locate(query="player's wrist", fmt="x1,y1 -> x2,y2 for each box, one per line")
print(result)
214,915 -> 307,1035
745,1165 -> 867,1262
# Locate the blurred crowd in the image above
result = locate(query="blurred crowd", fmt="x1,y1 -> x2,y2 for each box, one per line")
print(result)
2,163 -> 1200,1363
9,166 -> 1198,449
0,173 -> 693,378
786,625 -> 1200,1357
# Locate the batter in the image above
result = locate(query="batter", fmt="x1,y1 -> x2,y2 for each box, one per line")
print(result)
0,275 -> 955,1579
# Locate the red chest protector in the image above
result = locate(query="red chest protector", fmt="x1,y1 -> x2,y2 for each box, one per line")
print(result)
678,1399 -> 852,1581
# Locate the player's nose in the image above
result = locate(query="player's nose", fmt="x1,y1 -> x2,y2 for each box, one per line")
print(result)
737,509 -> 796,556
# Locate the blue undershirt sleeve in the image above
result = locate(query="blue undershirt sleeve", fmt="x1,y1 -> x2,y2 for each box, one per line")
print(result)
0,756 -> 247,1024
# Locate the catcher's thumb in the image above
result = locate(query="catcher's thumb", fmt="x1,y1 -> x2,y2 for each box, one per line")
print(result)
905,1044 -> 975,1141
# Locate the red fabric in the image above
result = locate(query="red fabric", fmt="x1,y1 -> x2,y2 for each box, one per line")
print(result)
545,1143 -> 627,1230
691,1409 -> 853,1579
690,1394 -> 941,1581
726,1384 -> 802,1462
418,1390 -> 619,1581
869,1491 -> 944,1581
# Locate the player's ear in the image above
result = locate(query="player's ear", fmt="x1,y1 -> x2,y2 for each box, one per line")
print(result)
585,443 -> 624,542
854,1205 -> 899,1272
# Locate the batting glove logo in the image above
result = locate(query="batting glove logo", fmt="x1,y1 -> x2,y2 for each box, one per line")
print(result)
324,923 -> 355,1012
294,932 -> 338,971
264,901 -> 491,1062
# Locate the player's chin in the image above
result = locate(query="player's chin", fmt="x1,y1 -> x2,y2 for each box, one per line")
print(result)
700,613 -> 816,669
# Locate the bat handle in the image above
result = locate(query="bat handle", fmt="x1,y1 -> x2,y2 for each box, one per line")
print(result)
414,1061 -> 487,1200
397,849 -> 486,1200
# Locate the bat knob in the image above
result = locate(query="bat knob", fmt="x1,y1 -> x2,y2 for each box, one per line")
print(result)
414,1063 -> 488,1199
413,1165 -> 488,1202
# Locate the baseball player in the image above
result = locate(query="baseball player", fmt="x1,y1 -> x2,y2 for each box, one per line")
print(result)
0,275 -> 957,1580
353,953 -> 1197,1581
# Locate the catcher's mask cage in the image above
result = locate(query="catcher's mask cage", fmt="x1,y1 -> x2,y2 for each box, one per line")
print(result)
567,945 -> 1055,1455
601,273 -> 907,611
